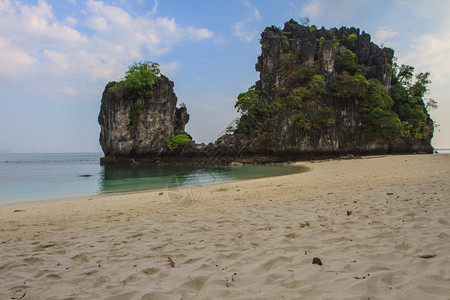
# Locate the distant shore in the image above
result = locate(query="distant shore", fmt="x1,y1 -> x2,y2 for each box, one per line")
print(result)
1,154 -> 449,299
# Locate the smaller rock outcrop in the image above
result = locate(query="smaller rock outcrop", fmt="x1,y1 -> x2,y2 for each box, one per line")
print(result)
98,74 -> 189,164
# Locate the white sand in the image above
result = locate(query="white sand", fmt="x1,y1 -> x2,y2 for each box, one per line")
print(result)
0,154 -> 449,299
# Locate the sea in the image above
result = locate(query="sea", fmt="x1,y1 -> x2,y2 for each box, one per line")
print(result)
0,152 -> 304,205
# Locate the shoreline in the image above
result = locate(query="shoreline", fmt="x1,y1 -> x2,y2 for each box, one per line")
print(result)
1,153 -> 442,207
0,162 -> 307,207
1,154 -> 449,299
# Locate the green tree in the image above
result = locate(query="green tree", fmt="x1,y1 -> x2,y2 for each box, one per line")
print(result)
332,72 -> 369,98
363,108 -> 404,139
310,107 -> 336,128
308,74 -> 327,95
396,64 -> 415,85
390,63 -> 435,139
335,49 -> 360,74
167,130 -> 191,151
360,79 -> 394,113
112,61 -> 161,98
235,85 -> 261,114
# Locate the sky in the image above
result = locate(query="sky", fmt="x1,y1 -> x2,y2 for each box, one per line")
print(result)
0,0 -> 449,153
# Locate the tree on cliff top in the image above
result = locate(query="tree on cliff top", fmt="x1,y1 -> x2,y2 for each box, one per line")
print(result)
111,61 -> 160,98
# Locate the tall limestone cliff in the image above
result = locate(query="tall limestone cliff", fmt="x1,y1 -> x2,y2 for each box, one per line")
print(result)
221,20 -> 434,156
98,73 -> 189,164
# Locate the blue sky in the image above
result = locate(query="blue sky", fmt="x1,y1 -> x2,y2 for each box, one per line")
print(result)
0,0 -> 448,153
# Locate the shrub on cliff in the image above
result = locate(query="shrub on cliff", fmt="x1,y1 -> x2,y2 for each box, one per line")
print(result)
167,130 -> 191,151
111,61 -> 160,98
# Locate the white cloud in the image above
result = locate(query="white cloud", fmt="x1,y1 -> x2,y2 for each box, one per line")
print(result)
394,0 -> 450,83
233,21 -> 259,42
300,0 -> 368,23
186,27 -> 214,40
302,0 -> 321,18
373,27 -> 398,48
374,27 -> 397,42
242,0 -> 261,19
160,61 -> 181,78
233,0 -> 261,42
0,37 -> 38,79
0,0 -> 214,98
403,34 -> 450,84
394,0 -> 450,19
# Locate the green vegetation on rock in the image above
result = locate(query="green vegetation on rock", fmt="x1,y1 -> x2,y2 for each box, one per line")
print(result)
128,99 -> 143,128
235,85 -> 281,135
390,64 -> 435,139
111,61 -> 160,98
167,130 -> 191,151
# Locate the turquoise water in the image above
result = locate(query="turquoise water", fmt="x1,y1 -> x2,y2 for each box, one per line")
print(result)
0,153 -> 305,205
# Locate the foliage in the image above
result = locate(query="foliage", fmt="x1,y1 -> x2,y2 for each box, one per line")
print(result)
112,61 -> 160,98
235,85 -> 261,114
309,25 -> 317,32
280,53 -> 296,70
225,126 -> 235,134
293,63 -> 321,83
390,63 -> 435,139
260,37 -> 269,49
363,108 -> 404,139
290,111 -> 311,131
360,79 -> 394,113
332,72 -> 369,98
396,64 -> 414,85
347,33 -> 358,41
167,130 -> 191,151
281,34 -> 291,50
310,107 -> 336,128
335,49 -> 360,74
316,36 -> 325,49
237,120 -> 250,135
179,102 -> 187,108
280,88 -> 308,107
332,37 -> 340,51
128,100 -> 143,128
235,85 -> 282,135
308,74 -> 327,95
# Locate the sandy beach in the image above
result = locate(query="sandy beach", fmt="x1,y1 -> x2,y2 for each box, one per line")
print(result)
0,154 -> 449,299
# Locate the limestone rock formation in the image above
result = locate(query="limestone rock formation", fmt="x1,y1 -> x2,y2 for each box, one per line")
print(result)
98,75 -> 189,164
224,20 -> 434,156
98,21 -> 434,165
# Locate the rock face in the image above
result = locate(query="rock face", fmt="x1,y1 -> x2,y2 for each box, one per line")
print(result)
98,75 -> 189,163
